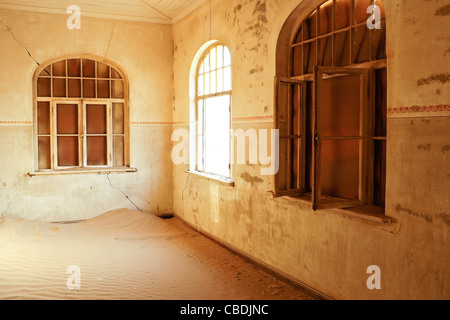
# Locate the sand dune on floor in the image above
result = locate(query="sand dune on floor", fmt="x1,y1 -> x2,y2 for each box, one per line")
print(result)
0,209 -> 318,300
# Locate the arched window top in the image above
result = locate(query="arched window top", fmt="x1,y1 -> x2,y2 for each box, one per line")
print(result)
35,56 -> 126,99
291,0 -> 386,76
197,43 -> 232,97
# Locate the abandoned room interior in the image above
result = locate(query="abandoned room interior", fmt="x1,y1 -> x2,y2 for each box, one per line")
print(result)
0,0 -> 448,301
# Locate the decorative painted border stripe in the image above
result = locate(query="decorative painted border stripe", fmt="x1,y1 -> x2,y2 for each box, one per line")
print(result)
131,121 -> 187,126
0,120 -> 33,126
388,105 -> 450,118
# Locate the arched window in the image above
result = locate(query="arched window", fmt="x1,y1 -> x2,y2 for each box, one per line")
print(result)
33,56 -> 129,172
275,0 -> 387,212
194,43 -> 232,178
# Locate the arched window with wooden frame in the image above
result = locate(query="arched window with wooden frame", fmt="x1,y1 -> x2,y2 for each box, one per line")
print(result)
194,43 -> 232,178
275,0 -> 387,213
33,56 -> 131,173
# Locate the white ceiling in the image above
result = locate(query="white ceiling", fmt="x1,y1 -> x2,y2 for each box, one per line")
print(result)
0,0 -> 208,24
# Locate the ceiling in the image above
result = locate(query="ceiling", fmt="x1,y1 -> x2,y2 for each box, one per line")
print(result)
0,0 -> 208,24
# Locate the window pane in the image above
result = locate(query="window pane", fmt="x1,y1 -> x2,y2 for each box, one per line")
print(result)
68,79 -> 81,98
292,45 -> 303,76
354,0 -> 369,24
38,136 -> 51,169
39,65 -> 51,77
336,0 -> 351,30
304,10 -> 317,40
352,26 -> 370,64
111,80 -> 124,98
87,136 -> 107,166
113,136 -> 124,167
305,41 -> 316,74
210,70 -> 217,94
321,139 -> 360,200
111,68 -> 122,79
319,1 -> 333,36
319,73 -> 361,137
217,45 -> 224,68
204,95 -> 230,177
217,68 -> 224,92
57,136 -> 79,167
97,62 -> 110,79
83,59 -> 96,78
335,31 -> 350,66
204,73 -> 210,95
203,55 -> 210,72
37,102 -> 50,135
83,79 -> 95,98
68,59 -> 81,77
37,78 -> 51,97
112,103 -> 124,134
210,47 -> 216,70
97,80 -> 110,98
86,104 -> 107,134
53,78 -> 66,97
57,104 -> 78,134
319,36 -> 333,66
53,61 -> 66,77
198,75 -> 204,96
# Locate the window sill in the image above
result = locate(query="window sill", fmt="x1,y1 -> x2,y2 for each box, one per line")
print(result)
186,171 -> 235,187
28,167 -> 137,176
277,194 -> 391,224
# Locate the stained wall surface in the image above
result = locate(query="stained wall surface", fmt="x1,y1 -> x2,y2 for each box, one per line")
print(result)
0,9 -> 174,221
172,0 -> 450,299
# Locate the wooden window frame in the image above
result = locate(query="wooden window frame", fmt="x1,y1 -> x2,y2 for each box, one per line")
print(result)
32,56 -> 131,173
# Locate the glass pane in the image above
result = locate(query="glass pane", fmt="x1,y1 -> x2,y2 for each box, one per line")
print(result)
319,36 -> 332,66
295,26 -> 303,44
83,59 -> 96,78
217,68 -> 224,92
97,62 -> 110,78
97,80 -> 110,98
53,61 -> 66,77
113,136 -> 124,167
203,54 -> 210,72
319,73 -> 361,137
335,31 -> 350,66
210,70 -> 217,94
224,47 -> 231,67
304,10 -> 317,40
57,104 -> 78,134
111,68 -> 122,79
336,0 -> 351,30
197,135 -> 204,172
204,95 -> 230,177
197,100 -> 203,135
204,73 -> 210,95
86,104 -> 107,134
38,136 -> 51,169
217,45 -> 224,69
68,79 -> 81,98
292,45 -> 303,76
53,78 -> 66,97
87,136 -> 107,166
305,41 -> 316,74
319,1 -> 333,36
352,26 -> 370,64
112,103 -> 124,134
210,47 -> 216,70
37,102 -> 50,135
37,77 -> 51,97
111,80 -> 124,98
321,139 -> 360,200
57,136 -> 79,167
354,0 -> 369,24
68,59 -> 81,77
39,65 -> 51,77
198,75 -> 204,96
224,66 -> 231,91
83,79 -> 95,98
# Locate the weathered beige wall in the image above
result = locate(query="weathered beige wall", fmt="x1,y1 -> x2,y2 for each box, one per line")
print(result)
0,9 -> 174,221
172,0 -> 450,299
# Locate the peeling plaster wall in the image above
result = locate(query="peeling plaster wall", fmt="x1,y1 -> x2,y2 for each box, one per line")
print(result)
172,0 -> 450,299
0,9 -> 174,221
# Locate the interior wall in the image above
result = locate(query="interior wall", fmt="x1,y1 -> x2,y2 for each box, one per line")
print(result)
172,0 -> 450,299
0,9 -> 174,221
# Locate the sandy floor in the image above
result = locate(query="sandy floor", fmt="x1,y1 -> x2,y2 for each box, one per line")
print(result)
0,209 -> 319,300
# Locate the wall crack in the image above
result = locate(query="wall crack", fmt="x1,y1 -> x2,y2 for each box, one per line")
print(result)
106,174 -> 143,212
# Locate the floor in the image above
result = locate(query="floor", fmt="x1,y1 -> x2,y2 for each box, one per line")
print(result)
0,209 -> 320,300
